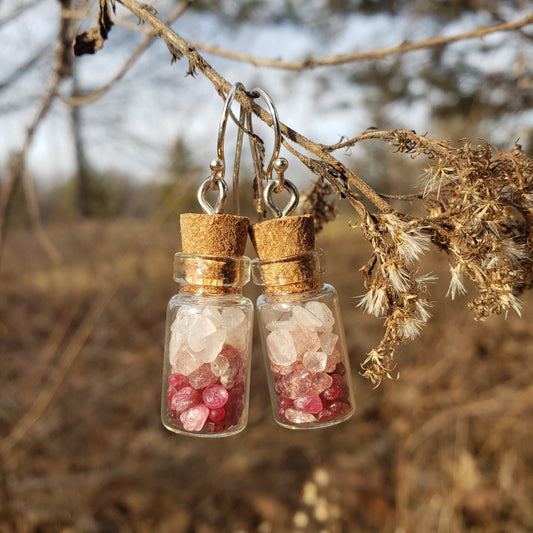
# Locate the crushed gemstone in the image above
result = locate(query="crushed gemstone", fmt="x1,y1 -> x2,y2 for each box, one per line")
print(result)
260,298 -> 352,427
165,303 -> 250,435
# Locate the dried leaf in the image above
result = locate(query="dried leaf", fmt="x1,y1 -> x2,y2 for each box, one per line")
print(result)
73,0 -> 114,56
73,26 -> 105,56
98,0 -> 114,39
301,177 -> 338,232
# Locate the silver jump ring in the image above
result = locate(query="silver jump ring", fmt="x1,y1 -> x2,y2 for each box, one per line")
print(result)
198,176 -> 228,215
263,178 -> 299,218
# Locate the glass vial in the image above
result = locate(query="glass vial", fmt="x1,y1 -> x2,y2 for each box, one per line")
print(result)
161,214 -> 253,437
251,216 -> 355,429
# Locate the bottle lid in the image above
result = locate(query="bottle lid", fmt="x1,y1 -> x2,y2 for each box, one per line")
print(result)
178,213 -> 250,295
250,215 -> 322,294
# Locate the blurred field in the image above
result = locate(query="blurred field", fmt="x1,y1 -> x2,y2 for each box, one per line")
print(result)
1,213 -> 532,533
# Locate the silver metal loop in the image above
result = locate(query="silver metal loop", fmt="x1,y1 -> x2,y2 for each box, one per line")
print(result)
217,82 -> 245,165
250,87 -> 282,181
263,178 -> 299,218
198,177 -> 228,215
197,83 -> 243,214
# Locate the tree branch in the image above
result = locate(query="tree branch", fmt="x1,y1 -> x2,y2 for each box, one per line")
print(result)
0,1 -> 72,263
77,1 -> 533,386
61,0 -> 196,107
115,0 -> 392,213
187,11 -> 533,70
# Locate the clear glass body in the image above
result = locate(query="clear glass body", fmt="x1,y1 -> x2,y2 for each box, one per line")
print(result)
255,283 -> 355,429
161,254 -> 253,437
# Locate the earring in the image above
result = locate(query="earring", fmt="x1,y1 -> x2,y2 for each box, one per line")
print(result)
161,84 -> 254,437
249,89 -> 355,429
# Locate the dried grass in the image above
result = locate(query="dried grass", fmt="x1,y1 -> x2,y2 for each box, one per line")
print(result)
0,215 -> 531,532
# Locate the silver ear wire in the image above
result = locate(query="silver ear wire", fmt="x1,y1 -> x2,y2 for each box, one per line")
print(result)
198,83 -> 244,215
216,82 -> 245,170
250,87 -> 299,218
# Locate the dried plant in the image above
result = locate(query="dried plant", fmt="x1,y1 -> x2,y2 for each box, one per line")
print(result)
346,132 -> 533,385
71,2 -> 533,386
300,177 -> 338,232
2,0 -> 532,386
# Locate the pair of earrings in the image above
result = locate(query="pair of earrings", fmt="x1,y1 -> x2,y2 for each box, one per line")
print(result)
161,85 -> 355,437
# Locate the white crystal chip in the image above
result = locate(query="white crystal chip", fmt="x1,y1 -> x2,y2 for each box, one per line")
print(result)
266,329 -> 298,366
210,354 -> 229,376
261,306 -> 284,325
221,307 -> 245,329
302,350 -> 327,372
284,408 -> 316,424
319,331 -> 338,355
266,319 -> 298,332
187,314 -> 217,352
304,301 -> 335,330
168,330 -> 184,365
292,305 -> 322,328
202,329 -> 226,362
290,327 -> 321,356
173,346 -> 203,375
201,306 -> 222,328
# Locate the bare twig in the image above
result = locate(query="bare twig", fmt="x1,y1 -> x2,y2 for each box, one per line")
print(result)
115,0 -> 393,213
0,48 -> 50,92
0,1 -> 73,263
61,0 -> 196,107
187,11 -> 533,70
109,0 -> 533,385
21,168 -> 62,263
0,90 -> 58,261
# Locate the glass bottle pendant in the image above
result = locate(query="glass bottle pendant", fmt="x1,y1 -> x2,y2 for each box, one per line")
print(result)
161,214 -> 253,437
251,215 -> 355,429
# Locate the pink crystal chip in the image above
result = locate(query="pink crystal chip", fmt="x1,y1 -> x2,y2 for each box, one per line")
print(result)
275,366 -> 313,400
277,396 -> 293,409
180,404 -> 210,432
168,373 -> 189,390
170,386 -> 201,414
202,384 -> 229,409
316,408 -> 334,421
166,387 -> 177,408
321,373 -> 348,402
188,364 -> 217,389
325,400 -> 350,415
310,372 -> 333,394
293,393 -> 323,414
208,407 -> 226,422
284,408 -> 316,424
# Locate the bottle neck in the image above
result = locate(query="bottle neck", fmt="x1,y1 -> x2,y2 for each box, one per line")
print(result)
174,253 -> 250,296
252,249 -> 325,296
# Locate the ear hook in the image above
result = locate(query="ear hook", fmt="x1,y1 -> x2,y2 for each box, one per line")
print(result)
198,83 -> 244,215
216,82 -> 245,170
250,87 -> 299,218
249,87 -> 281,181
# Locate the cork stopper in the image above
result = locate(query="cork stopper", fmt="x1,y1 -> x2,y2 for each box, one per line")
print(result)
250,215 -> 322,295
180,213 -> 249,257
178,213 -> 250,295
